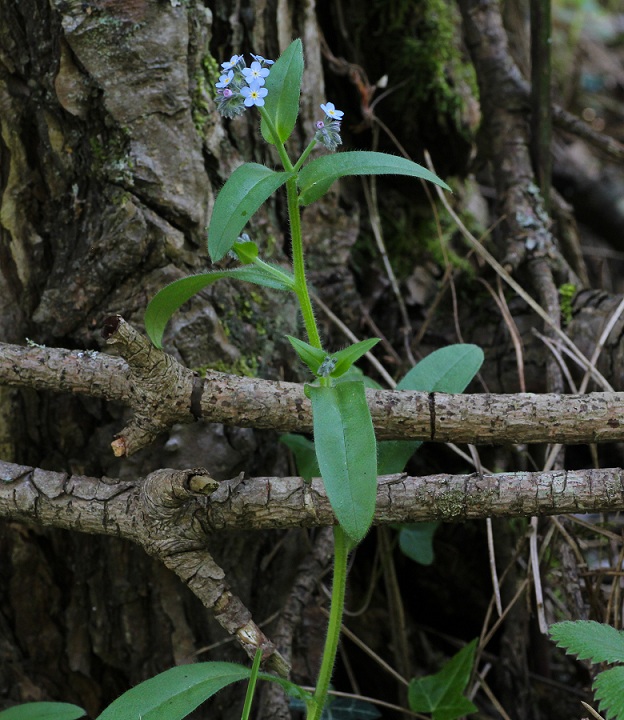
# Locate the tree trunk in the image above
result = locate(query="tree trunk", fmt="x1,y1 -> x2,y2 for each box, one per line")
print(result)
0,1 -> 331,716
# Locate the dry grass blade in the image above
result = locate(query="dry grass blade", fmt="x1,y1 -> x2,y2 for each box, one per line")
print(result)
581,700 -> 607,720
423,152 -> 614,391
578,296 -> 624,394
530,516 -> 548,634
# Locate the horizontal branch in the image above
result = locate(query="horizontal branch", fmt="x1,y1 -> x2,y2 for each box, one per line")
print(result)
0,318 -> 624,455
1,319 -> 624,455
2,459 -> 623,534
4,455 -> 622,671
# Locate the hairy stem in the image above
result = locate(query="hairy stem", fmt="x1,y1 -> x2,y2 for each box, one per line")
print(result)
308,526 -> 350,720
286,176 -> 323,350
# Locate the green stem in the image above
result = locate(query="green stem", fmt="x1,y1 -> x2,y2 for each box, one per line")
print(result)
257,106 -> 320,348
293,138 -> 317,173
240,648 -> 263,720
307,526 -> 351,720
258,106 -> 294,171
286,176 -> 322,349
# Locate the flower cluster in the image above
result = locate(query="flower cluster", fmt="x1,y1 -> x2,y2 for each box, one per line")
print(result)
314,102 -> 343,151
215,53 -> 274,118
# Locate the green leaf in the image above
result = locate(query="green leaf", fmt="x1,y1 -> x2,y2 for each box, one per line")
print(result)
232,240 -> 259,264
550,621 -> 624,665
286,335 -> 327,375
396,344 -> 484,393
0,703 -> 86,720
335,366 -> 383,389
286,337 -> 380,379
297,151 -> 451,206
145,267 -> 294,348
408,639 -> 478,720
260,39 -> 304,145
280,434 -> 320,482
377,344 -> 483,475
376,439 -> 423,476
208,163 -> 292,261
594,666 -> 624,720
97,662 -> 251,720
306,381 -> 377,544
258,674 -> 312,705
397,522 -> 440,566
330,338 -> 380,378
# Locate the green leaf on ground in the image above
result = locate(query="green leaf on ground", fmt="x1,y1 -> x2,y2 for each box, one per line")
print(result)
408,639 -> 478,720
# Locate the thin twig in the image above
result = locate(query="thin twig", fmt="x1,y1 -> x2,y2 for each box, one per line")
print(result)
475,670 -> 513,720
320,609 -> 410,688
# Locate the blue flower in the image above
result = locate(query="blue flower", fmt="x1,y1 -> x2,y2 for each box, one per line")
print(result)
215,70 -> 234,89
320,102 -> 344,121
251,53 -> 275,66
242,61 -> 270,86
241,82 -> 268,107
221,55 -> 242,70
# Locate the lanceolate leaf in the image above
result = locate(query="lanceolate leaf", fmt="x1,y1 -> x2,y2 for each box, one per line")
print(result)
379,344 -> 484,565
208,163 -> 292,261
97,663 -> 251,720
286,335 -> 327,375
94,661 -> 310,720
297,151 -> 451,206
0,704 -> 86,720
396,344 -> 484,394
145,267 -> 294,348
330,338 -> 380,378
260,39 -> 304,145
306,381 -> 377,544
279,434 -> 320,481
377,344 -> 483,475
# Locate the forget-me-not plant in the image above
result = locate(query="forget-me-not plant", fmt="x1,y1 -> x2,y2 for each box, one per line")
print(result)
145,39 -> 452,720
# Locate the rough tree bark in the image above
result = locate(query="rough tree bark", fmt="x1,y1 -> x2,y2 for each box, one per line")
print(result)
1,1 -> 624,719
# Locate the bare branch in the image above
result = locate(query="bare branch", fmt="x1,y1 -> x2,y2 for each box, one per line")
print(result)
2,319 -> 624,455
2,458 -> 623,537
0,460 -> 289,676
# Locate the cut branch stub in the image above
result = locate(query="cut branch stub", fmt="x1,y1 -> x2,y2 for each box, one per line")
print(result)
102,315 -> 199,456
